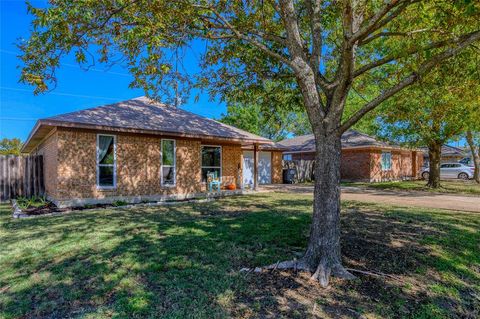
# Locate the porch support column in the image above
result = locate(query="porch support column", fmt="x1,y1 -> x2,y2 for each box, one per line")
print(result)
253,143 -> 259,190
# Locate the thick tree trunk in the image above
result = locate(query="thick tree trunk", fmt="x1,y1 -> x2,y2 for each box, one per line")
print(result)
427,143 -> 442,188
301,131 -> 354,287
466,131 -> 480,183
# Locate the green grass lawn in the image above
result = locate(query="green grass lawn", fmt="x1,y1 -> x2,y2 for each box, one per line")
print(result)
1,193 -> 479,318
343,179 -> 480,195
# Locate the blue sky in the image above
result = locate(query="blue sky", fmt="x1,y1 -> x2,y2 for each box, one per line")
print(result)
0,0 -> 226,141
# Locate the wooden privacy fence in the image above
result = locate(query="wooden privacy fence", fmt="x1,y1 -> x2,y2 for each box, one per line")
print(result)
0,155 -> 44,201
283,159 -> 315,183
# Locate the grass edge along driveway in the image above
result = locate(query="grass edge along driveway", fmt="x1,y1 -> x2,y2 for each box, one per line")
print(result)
343,179 -> 480,196
1,193 -> 479,318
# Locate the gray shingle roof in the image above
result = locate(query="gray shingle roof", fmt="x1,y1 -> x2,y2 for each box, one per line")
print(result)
46,96 -> 271,142
278,130 -> 394,152
419,145 -> 464,156
22,97 -> 274,153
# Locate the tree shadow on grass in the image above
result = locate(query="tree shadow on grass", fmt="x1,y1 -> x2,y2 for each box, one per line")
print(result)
0,195 -> 478,318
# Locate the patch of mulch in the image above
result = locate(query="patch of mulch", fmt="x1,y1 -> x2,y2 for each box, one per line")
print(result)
22,202 -> 69,215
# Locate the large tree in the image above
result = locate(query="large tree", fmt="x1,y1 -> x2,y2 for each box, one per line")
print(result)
19,0 -> 480,286
378,51 -> 479,188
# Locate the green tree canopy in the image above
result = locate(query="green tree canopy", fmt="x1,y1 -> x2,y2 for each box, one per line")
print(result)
18,0 -> 480,286
0,138 -> 23,156
377,50 -> 479,186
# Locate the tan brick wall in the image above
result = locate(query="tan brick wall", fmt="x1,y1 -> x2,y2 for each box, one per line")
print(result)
221,145 -> 242,188
51,128 -> 246,201
271,151 -> 283,184
56,129 -> 96,199
370,150 -> 418,182
288,148 -> 420,182
36,131 -> 58,198
340,149 -> 371,181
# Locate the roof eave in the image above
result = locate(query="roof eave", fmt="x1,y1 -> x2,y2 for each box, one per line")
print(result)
23,119 -> 273,152
282,145 -> 420,153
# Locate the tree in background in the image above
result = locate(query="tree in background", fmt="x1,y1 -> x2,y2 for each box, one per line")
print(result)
219,103 -> 310,141
19,0 -> 480,286
0,138 -> 23,156
466,131 -> 480,183
378,50 -> 479,188
219,81 -> 310,141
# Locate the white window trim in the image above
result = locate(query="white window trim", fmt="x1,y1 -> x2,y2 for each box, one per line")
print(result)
201,145 -> 222,183
96,134 -> 117,189
160,139 -> 176,187
381,151 -> 392,171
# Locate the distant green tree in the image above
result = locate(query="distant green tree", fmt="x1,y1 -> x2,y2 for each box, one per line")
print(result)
220,103 -> 310,141
378,51 -> 479,188
0,138 -> 23,155
220,80 -> 311,141
465,131 -> 480,183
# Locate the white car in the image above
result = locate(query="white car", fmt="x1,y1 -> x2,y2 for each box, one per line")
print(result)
421,163 -> 474,180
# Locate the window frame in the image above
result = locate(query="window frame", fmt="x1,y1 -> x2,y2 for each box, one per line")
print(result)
200,145 -> 222,183
96,134 -> 117,189
381,151 -> 392,171
283,154 -> 292,161
160,139 -> 176,187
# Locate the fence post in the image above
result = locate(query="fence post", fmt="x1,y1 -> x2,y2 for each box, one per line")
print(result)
0,155 -> 44,201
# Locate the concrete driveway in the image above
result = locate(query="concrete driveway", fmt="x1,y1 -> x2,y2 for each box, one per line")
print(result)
259,184 -> 480,213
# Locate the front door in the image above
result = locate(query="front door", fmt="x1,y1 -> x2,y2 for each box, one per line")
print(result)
243,151 -> 254,188
258,152 -> 272,184
242,151 -> 272,187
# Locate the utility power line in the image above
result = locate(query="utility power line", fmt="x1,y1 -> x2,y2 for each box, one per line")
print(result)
0,86 -> 124,101
0,49 -> 131,77
0,117 -> 36,121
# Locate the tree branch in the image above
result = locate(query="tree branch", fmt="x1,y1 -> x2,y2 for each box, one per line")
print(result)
353,30 -> 480,78
359,28 -> 448,46
194,5 -> 294,67
339,29 -> 480,133
350,0 -> 411,44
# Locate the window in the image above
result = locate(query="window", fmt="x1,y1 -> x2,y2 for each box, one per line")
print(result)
97,134 -> 116,188
201,146 -> 221,182
161,139 -> 176,186
283,154 -> 292,161
381,151 -> 392,171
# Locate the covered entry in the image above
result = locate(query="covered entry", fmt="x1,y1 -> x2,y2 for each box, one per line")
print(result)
243,151 -> 272,187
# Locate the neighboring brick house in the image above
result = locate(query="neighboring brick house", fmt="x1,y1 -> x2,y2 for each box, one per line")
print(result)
419,145 -> 465,164
22,97 -> 283,207
278,130 -> 423,182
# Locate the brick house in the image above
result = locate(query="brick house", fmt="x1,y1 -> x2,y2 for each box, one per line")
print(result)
278,130 -> 423,182
21,97 -> 283,207
419,145 -> 465,164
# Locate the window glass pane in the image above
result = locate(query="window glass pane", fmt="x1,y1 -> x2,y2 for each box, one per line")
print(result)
162,166 -> 175,185
202,167 -> 221,182
202,146 -> 221,167
162,140 -> 175,166
99,136 -> 114,164
381,152 -> 391,170
99,166 -> 114,187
